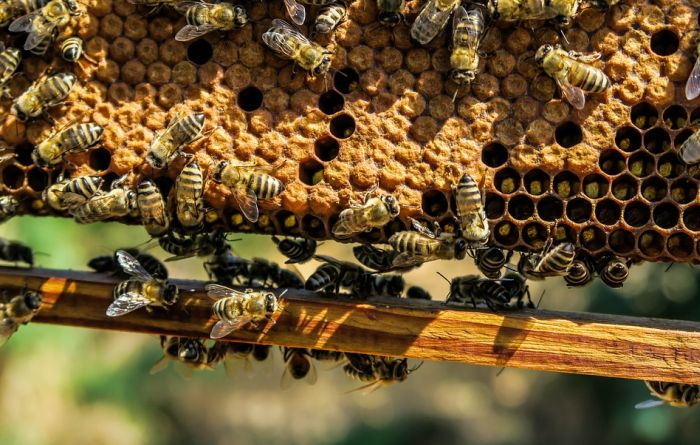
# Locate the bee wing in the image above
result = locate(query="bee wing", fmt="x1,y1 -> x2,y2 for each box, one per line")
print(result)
331,219 -> 355,238
205,283 -> 246,300
284,0 -> 306,26
21,18 -> 57,51
452,4 -> 467,28
313,254 -> 342,267
149,355 -> 172,375
60,192 -> 87,209
409,218 -> 436,238
106,292 -> 150,317
116,250 -> 154,281
263,19 -> 309,58
556,78 -> 586,110
210,317 -> 252,339
172,1 -> 201,14
634,399 -> 665,409
8,10 -> 42,33
686,58 -> 700,100
175,24 -> 217,42
392,252 -> 433,268
304,360 -> 318,385
0,152 -> 15,164
411,0 -> 456,45
232,186 -> 259,223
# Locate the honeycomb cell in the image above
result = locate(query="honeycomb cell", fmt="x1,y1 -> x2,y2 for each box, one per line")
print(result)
13,142 -> 33,166
187,40 -> 213,65
657,152 -> 685,178
334,68 -> 360,94
595,199 -> 621,225
628,151 -> 655,177
643,127 -> 671,154
615,126 -> 642,152
630,102 -> 658,129
683,205 -> 700,231
422,190 -> 448,217
667,233 -> 693,258
641,176 -> 668,202
318,90 -> 345,115
521,222 -> 548,249
663,105 -> 687,129
523,169 -> 550,195
485,193 -> 505,219
609,229 -> 635,254
494,168 -> 521,194
537,196 -> 564,222
315,136 -> 340,161
611,174 -> 638,200
650,29 -> 680,56
238,86 -> 263,112
494,220 -> 519,246
26,167 -> 47,192
580,225 -> 606,252
299,159 -> 324,186
481,142 -> 509,168
653,202 -> 680,229
554,224 -> 577,244
582,173 -> 609,199
274,210 -> 299,235
89,148 -> 112,171
329,114 -> 356,139
553,171 -> 580,198
301,214 -> 326,239
670,178 -> 697,204
508,194 -> 534,220
639,230 -> 664,257
566,198 -> 593,223
554,121 -> 582,148
623,201 -> 651,227
2,164 -> 23,190
599,149 -> 625,175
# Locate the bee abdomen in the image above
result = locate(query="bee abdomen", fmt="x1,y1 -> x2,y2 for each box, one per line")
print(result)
564,259 -> 593,287
571,63 -> 610,92
113,279 -> 141,300
61,123 -> 104,151
248,173 -> 284,199
535,243 -> 576,275
60,37 -> 84,62
39,72 -> 76,103
305,263 -> 339,291
64,175 -> 102,198
389,232 -> 432,256
598,257 -> 629,288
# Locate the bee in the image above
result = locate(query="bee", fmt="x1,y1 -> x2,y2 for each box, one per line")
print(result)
472,247 -> 512,279
159,230 -> 228,261
145,112 -> 204,169
0,45 -> 21,97
352,244 -> 416,273
0,290 -> 43,347
686,39 -> 700,101
32,122 -> 104,168
454,173 -> 489,245
0,238 -> 34,265
0,196 -> 19,224
59,175 -> 103,209
108,250 -> 178,317
410,0 -> 460,45
28,33 -> 54,56
0,0 -> 50,27
446,274 -> 511,311
252,344 -> 271,362
175,159 -> 204,231
678,130 -> 700,165
88,248 -> 169,279
72,178 -> 138,224
271,235 -> 316,264
312,1 -> 347,36
308,348 -> 344,362
388,218 -> 468,267
344,354 -> 420,392
486,0 -> 580,25
204,247 -> 251,286
9,0 -> 81,51
206,283 -> 282,339
137,180 -> 170,237
150,335 -> 210,375
174,1 -> 248,42
246,257 -> 305,289
500,272 -> 533,308
450,5 -> 485,87
353,273 -> 405,299
517,242 -> 576,280
262,19 -> 333,77
406,285 -> 432,300
564,257 -> 594,287
376,0 -> 405,27
11,72 -> 76,121
211,160 -> 285,223
636,381 -> 700,409
281,347 -> 317,388
59,36 -> 95,63
535,44 -> 610,110
305,254 -> 365,293
596,255 -> 629,288
332,194 -> 400,239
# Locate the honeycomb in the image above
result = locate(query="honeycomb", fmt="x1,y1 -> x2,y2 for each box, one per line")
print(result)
1,0 -> 699,264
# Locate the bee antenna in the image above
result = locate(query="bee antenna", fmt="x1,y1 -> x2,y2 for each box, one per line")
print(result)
535,290 -> 545,309
278,288 -> 289,298
664,263 -> 674,273
409,361 -> 424,373
452,85 -> 460,103
559,28 -> 570,46
436,271 -> 451,284
495,366 -> 506,377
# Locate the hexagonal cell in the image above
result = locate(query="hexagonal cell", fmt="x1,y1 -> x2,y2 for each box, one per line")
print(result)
334,68 -> 360,94
566,197 -> 592,223
524,169 -> 550,195
595,199 -> 621,226
608,229 -> 635,255
329,113 -> 356,139
650,29 -> 679,56
256,214 -> 276,233
439,216 -> 460,235
507,194 -> 534,220
579,226 -> 606,252
494,167 -> 521,194
299,158 -> 324,185
643,128 -> 671,154
599,149 -> 625,176
274,210 -> 300,235
318,90 -> 345,115
521,222 -> 547,249
314,136 -> 340,161
683,206 -> 700,231
653,202 -> 679,229
383,219 -> 406,239
641,176 -> 667,202
582,173 -> 608,199
667,233 -> 693,259
553,171 -> 580,198
611,174 -> 638,200
630,102 -> 658,130
481,142 -> 509,168
89,148 -> 112,171
663,105 -> 687,130
555,121 -> 582,148
493,220 -> 519,246
623,201 -> 651,227
615,126 -> 641,152
301,214 -> 327,239
187,39 -> 213,65
484,193 -> 505,219
422,189 -> 448,217
657,152 -> 686,179
670,178 -> 697,204
26,167 -> 48,192
628,151 -> 655,178
13,142 -> 34,166
638,230 -> 664,257
553,224 -> 576,244
2,165 -> 24,190
238,86 -> 264,112
537,196 -> 564,222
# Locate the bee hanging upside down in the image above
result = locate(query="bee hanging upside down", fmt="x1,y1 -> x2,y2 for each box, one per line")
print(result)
636,381 -> 700,409
332,194 -> 400,239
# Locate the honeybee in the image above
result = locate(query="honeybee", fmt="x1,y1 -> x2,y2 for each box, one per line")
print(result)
211,160 -> 285,223
32,122 -> 104,168
352,244 -> 416,273
8,0 -> 81,51
0,290 -> 43,347
89,248 -> 169,279
450,5 -> 485,87
150,335 -> 211,375
446,274 -> 511,311
247,257 -> 305,289
204,247 -> 251,286
262,19 -> 333,77
354,272 -> 405,299
309,348 -> 344,362
271,235 -> 316,264
159,230 -> 228,261
305,254 -> 365,293
11,72 -> 76,121
344,354 -> 420,392
332,194 -> 400,238
472,247 -> 512,279
0,196 -> 19,224
0,238 -> 34,265
108,250 -> 179,316
377,0 -> 405,27
0,0 -> 51,27
564,257 -> 594,287
486,0 -> 579,25
137,180 -> 170,237
535,44 -> 610,110
0,45 -> 21,97
500,272 -> 533,308
406,286 -> 432,300
517,242 -> 576,280
636,381 -> 700,409
72,178 -> 138,224
175,159 -> 204,231
206,283 -> 282,339
174,1 -> 248,42
410,0 -> 460,45
44,175 -> 102,212
596,255 -> 629,288
454,173 -> 489,245
281,347 -> 317,388
389,219 -> 468,267
59,36 -> 95,63
145,112 -> 205,169
312,1 -> 347,36
678,130 -> 700,165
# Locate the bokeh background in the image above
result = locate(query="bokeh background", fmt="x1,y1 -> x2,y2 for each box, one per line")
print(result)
0,216 -> 699,445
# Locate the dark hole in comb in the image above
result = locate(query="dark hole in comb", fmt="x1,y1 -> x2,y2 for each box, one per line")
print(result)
594,199 -> 620,225
630,102 -> 658,130
639,230 -> 664,257
422,190 -> 448,217
329,113 -> 356,139
615,126 -> 641,152
537,196 -> 563,222
650,29 -> 679,56
187,39 -> 213,65
318,90 -> 345,115
334,68 -> 360,94
89,148 -> 111,171
314,136 -> 340,161
507,194 -> 534,220
299,159 -> 324,186
555,121 -> 582,148
484,193 -> 505,219
26,167 -> 48,191
13,142 -> 34,166
2,164 -> 23,190
481,142 -> 509,168
653,202 -> 679,229
566,198 -> 592,223
238,86 -> 263,112
623,201 -> 650,227
609,229 -> 635,254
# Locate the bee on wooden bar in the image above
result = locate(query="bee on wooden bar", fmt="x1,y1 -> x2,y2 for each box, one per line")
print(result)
271,235 -> 316,264
406,285 -> 432,300
175,159 -> 204,231
0,196 -> 18,224
32,122 -> 103,168
344,354 -> 421,392
0,238 -> 34,265
159,230 -> 228,262
449,5 -> 485,89
305,254 -> 365,294
352,244 -> 416,273
636,381 -> 700,409
388,218 -> 468,267
500,272 -> 533,308
72,176 -> 138,224
262,19 -> 333,77
0,45 -> 21,97
535,44 -> 610,110
332,194 -> 400,239
145,112 -> 204,169
206,283 -> 282,339
88,248 -> 168,279
150,335 -> 210,375
678,130 -> 700,165
472,247 -> 511,279
174,1 -> 248,41
486,0 -> 580,25
137,179 -> 170,237
0,289 -> 42,347
309,348 -> 344,362
410,0 -> 460,45
353,272 -> 405,299
446,274 -> 510,311
596,255 -> 629,288
376,0 -> 405,27
281,347 -> 317,388
12,72 -> 76,121
312,1 -> 347,36
518,242 -> 575,280
204,247 -> 251,286
454,173 -> 489,246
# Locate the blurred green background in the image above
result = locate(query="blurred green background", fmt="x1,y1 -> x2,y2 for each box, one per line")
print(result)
1,216 -> 699,445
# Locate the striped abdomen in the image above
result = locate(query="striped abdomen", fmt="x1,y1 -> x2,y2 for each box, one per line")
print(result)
0,47 -> 21,85
564,259 -> 593,287
60,37 -> 84,62
599,257 -> 628,288
37,72 -> 76,105
474,247 -> 507,279
454,173 -> 482,218
185,4 -> 209,26
272,236 -> 315,263
533,243 -> 575,276
170,112 -> 205,147
137,180 -> 170,236
353,244 -> 396,271
29,35 -> 52,56
176,160 -> 204,229
58,123 -> 104,152
388,232 -> 438,257
64,176 -> 102,197
245,172 -> 284,199
13,0 -> 50,14
305,263 -> 339,291
112,279 -> 143,300
568,60 -> 610,93
212,297 -> 243,323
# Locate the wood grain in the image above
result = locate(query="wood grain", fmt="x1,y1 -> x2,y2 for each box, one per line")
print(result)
1,266 -> 699,383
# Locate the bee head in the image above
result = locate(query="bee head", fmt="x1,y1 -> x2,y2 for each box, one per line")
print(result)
392,358 -> 409,380
163,283 -> 179,304
534,45 -> 553,66
64,0 -> 82,15
146,152 -> 164,169
386,275 -> 405,297
179,339 -> 202,361
378,12 -> 402,27
126,190 -> 138,211
453,237 -> 468,260
233,5 -> 248,26
450,70 -> 476,84
263,293 -> 278,315
381,195 -> 400,217
23,291 -> 42,310
313,55 -> 332,77
212,161 -> 227,182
